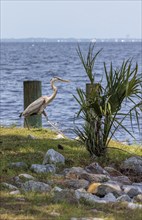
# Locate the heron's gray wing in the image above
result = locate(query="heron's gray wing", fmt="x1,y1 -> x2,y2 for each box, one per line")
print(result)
22,97 -> 45,117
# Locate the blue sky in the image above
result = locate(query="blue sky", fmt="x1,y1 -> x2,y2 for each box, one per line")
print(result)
1,0 -> 142,39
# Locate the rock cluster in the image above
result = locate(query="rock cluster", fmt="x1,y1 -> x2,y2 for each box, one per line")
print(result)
1,149 -> 142,210
120,156 -> 142,174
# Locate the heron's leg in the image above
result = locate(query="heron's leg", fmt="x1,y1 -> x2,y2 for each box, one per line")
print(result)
42,110 -> 48,121
25,118 -> 30,130
42,110 -> 64,136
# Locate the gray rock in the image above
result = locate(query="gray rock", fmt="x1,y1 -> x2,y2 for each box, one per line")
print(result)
75,188 -> 107,204
133,194 -> 142,202
66,167 -> 86,174
43,149 -> 65,165
13,176 -> 20,183
132,182 -> 142,188
128,188 -> 140,198
103,193 -> 116,202
107,180 -> 123,187
1,182 -> 18,190
53,189 -> 78,204
104,166 -> 123,176
10,190 -> 21,195
111,176 -> 131,185
64,167 -> 86,179
19,173 -> 35,180
27,134 -> 36,139
132,182 -> 142,186
80,172 -> 110,183
116,194 -> 131,202
95,182 -> 122,197
52,186 -> 63,192
127,202 -> 142,210
8,162 -> 28,169
122,185 -> 142,198
12,176 -> 23,188
22,180 -> 51,192
12,174 -> 35,188
121,156 -> 142,174
85,163 -> 108,175
53,134 -> 65,139
30,164 -> 56,174
64,179 -> 89,189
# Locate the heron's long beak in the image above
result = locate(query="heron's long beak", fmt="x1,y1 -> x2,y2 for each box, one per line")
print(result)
60,79 -> 70,83
57,77 -> 70,83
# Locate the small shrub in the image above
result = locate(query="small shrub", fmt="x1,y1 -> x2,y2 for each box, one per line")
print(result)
74,43 -> 142,157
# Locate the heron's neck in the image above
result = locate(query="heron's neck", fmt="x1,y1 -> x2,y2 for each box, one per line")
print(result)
49,82 -> 57,102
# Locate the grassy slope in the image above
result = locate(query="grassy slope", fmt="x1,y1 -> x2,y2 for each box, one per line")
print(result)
0,127 -> 142,220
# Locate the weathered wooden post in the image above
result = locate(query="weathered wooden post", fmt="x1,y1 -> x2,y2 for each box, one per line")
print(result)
86,83 -> 101,98
86,83 -> 95,99
23,81 -> 42,128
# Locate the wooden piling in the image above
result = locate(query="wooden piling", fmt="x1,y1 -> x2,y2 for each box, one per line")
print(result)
23,81 -> 42,128
86,83 -> 101,99
86,83 -> 95,99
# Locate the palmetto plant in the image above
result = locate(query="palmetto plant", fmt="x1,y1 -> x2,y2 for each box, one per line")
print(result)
74,43 -> 142,157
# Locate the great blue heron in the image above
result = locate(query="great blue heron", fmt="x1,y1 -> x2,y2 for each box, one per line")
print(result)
19,77 -> 70,132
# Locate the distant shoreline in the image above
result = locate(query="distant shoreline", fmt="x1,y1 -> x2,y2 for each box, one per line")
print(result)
1,38 -> 142,43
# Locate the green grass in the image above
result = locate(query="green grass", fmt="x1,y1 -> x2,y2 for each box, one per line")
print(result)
0,127 -> 142,220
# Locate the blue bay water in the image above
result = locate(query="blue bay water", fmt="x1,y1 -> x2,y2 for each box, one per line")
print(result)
0,42 -> 142,144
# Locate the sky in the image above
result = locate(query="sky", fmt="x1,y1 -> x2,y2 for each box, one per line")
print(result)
1,0 -> 142,39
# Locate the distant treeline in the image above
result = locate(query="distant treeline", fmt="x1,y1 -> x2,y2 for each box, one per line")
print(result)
1,38 -> 142,43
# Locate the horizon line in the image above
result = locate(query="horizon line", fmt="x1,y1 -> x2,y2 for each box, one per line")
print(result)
1,37 -> 141,39
1,37 -> 142,43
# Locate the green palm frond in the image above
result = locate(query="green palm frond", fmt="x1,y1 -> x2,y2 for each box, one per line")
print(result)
77,43 -> 102,84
